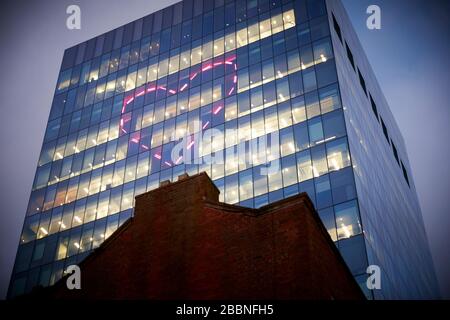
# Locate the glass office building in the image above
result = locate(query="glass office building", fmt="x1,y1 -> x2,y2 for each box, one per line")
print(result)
9,0 -> 439,299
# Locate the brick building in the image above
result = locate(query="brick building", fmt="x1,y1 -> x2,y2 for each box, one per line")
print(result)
37,172 -> 364,299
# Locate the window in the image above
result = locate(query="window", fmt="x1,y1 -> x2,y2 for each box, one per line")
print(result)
392,141 -> 400,165
305,91 -> 320,119
21,215 -> 40,244
335,200 -> 362,240
345,42 -> 355,71
280,127 -> 295,156
311,145 -> 328,177
302,68 -> 317,93
313,38 -> 333,65
297,149 -> 313,182
278,102 -> 292,129
292,96 -> 306,124
332,13 -> 342,43
105,214 -> 120,239
308,117 -> 324,146
401,161 -> 410,187
322,110 -> 346,140
282,155 -> 298,187
369,94 -> 379,119
326,137 -> 351,171
319,207 -> 337,241
225,174 -> 239,204
339,234 -> 367,274
319,83 -> 341,114
330,167 -> 356,204
358,69 -> 367,95
315,175 -> 332,209
56,233 -> 69,260
79,224 -> 94,253
380,117 -> 390,143
253,166 -> 268,197
294,122 -> 309,151
315,59 -> 337,89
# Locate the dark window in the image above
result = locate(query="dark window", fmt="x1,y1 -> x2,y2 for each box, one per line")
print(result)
152,11 -> 163,34
315,175 -> 333,209
380,117 -> 390,143
310,16 -> 330,41
122,22 -> 134,46
322,109 -> 346,140
358,69 -> 367,95
392,142 -> 400,165
401,161 -> 410,187
332,13 -> 342,43
213,6 -> 225,32
369,94 -> 379,120
307,0 -> 326,19
162,6 -> 173,29
345,42 -> 355,70
61,46 -> 77,71
224,3 -> 235,27
315,60 -> 338,88
339,234 -> 368,275
330,167 -> 356,204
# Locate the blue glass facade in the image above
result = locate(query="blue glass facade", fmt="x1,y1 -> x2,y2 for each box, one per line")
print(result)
8,0 -> 438,299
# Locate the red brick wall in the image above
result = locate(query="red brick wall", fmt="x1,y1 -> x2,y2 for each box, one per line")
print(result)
46,173 -> 364,300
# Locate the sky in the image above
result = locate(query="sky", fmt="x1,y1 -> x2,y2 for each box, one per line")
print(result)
0,0 -> 448,299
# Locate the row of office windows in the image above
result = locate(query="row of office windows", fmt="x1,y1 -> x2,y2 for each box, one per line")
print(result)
331,13 -> 411,187
47,35 -> 334,148
28,103 -> 348,221
12,187 -> 362,299
36,51 -> 339,198
56,8 -> 296,95
59,0 -> 329,71
49,12 -> 333,138
19,159 -> 360,264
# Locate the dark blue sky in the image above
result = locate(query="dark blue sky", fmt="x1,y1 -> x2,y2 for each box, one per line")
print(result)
0,0 -> 448,299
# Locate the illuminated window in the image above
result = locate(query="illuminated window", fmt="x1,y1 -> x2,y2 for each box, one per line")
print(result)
267,168 -> 283,192
253,166 -> 268,197
278,102 -> 292,129
271,13 -> 283,33
225,174 -> 239,204
225,33 -> 236,52
239,169 -> 253,201
56,234 -> 69,260
313,38 -> 333,65
264,106 -> 279,134
280,127 -> 295,157
335,200 -> 362,240
311,145 -> 328,177
282,155 -> 298,187
283,9 -> 296,30
297,150 -> 313,182
292,96 -> 307,124
326,137 -> 351,171
48,210 -> 62,235
79,225 -> 94,253
124,155 -> 137,183
259,17 -> 272,39
121,182 -> 134,210
319,84 -> 341,114
112,160 -> 125,187
109,186 -> 122,215
84,196 -> 98,223
319,207 -> 337,242
169,54 -> 180,75
247,22 -> 260,43
262,59 -> 274,83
